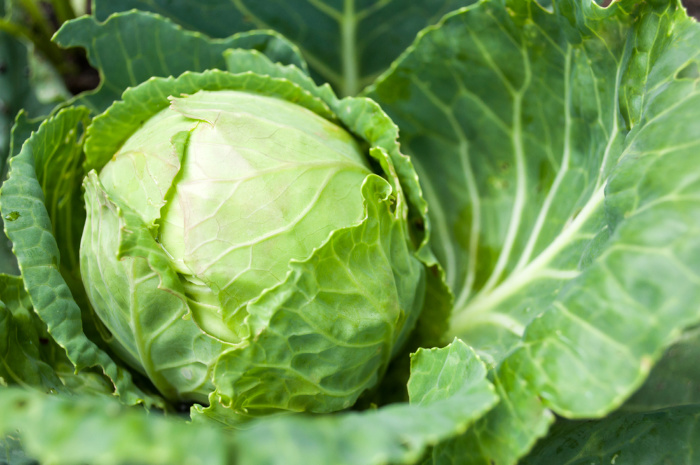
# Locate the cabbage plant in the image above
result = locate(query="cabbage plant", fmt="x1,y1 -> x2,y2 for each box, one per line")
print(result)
77,69 -> 433,418
2,0 -> 700,464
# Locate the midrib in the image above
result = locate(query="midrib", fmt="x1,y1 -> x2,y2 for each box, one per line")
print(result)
341,0 -> 359,96
449,184 -> 605,334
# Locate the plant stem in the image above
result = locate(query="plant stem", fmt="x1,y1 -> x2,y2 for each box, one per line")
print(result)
50,0 -> 77,24
17,0 -> 54,40
0,18 -> 36,40
0,19 -> 70,75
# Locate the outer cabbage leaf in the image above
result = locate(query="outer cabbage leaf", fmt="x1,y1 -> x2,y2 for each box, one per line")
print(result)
0,339 -> 496,465
2,113 -> 45,275
233,339 -> 497,465
521,327 -> 700,464
368,0 -> 700,462
0,18 -> 56,175
520,405 -> 700,465
53,11 -> 305,114
623,326 -> 700,412
0,107 -> 162,407
0,272 -> 115,392
0,273 -> 117,465
6,112 -> 41,163
0,29 -> 44,276
0,388 -> 230,465
93,0 -> 480,95
0,29 -> 28,180
0,274 -> 64,391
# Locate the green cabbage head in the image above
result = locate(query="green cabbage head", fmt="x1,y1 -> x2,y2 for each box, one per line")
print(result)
78,69 -> 434,422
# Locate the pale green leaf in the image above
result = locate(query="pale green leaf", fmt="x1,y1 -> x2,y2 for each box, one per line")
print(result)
0,389 -> 229,465
83,69 -> 335,172
209,173 -> 425,418
232,338 -> 497,465
80,172 -> 226,403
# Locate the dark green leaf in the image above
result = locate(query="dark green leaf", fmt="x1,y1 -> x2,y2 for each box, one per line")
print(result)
0,274 -> 65,392
624,326 -> 700,412
54,11 -> 306,113
94,0 -> 479,95
521,405 -> 700,465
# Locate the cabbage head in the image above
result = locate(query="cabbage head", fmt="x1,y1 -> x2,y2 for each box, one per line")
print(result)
77,68 -> 437,422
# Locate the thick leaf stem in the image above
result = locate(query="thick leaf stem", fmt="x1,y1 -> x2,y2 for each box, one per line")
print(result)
450,185 -> 605,335
341,0 -> 359,96
513,47 -> 573,273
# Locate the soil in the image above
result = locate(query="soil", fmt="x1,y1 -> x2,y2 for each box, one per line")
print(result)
684,0 -> 700,19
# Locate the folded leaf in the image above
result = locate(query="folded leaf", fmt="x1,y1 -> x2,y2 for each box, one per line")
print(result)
232,338 -> 498,465
0,108 -> 163,407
